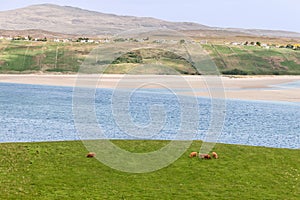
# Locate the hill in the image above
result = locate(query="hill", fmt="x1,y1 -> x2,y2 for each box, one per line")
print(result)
0,4 -> 299,75
202,44 -> 300,75
0,4 -> 209,35
0,29 -> 76,39
0,4 -> 300,38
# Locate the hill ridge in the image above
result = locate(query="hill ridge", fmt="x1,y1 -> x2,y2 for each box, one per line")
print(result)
0,4 -> 300,38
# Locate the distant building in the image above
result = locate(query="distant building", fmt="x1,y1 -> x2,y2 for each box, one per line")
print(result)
153,39 -> 166,44
261,44 -> 270,49
293,44 -> 300,50
169,40 -> 178,44
63,39 -> 71,43
98,38 -> 110,43
231,42 -> 241,46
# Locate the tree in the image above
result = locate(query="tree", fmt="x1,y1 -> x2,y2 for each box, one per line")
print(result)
286,44 -> 294,49
76,37 -> 89,42
256,42 -> 261,46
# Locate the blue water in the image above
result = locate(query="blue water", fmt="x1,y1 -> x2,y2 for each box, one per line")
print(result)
272,80 -> 300,89
0,82 -> 299,149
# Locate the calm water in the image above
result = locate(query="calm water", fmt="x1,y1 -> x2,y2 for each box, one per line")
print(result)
0,82 -> 299,149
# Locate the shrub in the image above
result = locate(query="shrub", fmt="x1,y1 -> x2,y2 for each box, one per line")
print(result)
222,68 -> 248,75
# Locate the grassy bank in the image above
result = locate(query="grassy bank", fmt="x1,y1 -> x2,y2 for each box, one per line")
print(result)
0,40 -> 96,73
202,44 -> 300,75
0,40 -> 299,75
0,140 -> 299,199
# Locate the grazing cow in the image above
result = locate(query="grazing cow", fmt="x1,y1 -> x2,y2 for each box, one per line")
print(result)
86,152 -> 96,158
212,152 -> 218,159
199,154 -> 211,159
189,152 -> 198,158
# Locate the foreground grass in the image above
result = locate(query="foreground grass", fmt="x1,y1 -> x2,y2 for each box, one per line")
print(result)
0,140 -> 299,199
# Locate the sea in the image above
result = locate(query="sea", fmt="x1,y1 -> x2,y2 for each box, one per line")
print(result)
0,82 -> 299,149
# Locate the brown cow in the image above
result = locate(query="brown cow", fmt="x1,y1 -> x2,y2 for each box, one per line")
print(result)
86,152 -> 96,158
212,152 -> 218,159
189,152 -> 198,158
199,154 -> 211,159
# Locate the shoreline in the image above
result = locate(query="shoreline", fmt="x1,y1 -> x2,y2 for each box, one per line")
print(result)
0,74 -> 299,102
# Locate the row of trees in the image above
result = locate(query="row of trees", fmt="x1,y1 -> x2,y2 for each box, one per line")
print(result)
76,37 -> 89,42
244,41 -> 261,46
285,44 -> 300,50
243,41 -> 300,50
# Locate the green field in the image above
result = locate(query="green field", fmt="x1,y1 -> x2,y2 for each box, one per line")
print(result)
1,140 -> 299,199
0,40 -> 300,75
0,40 -> 96,73
202,44 -> 300,75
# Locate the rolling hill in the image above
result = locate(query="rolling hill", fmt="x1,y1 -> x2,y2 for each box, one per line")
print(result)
0,4 -> 299,75
0,4 -> 300,38
0,4 -> 209,35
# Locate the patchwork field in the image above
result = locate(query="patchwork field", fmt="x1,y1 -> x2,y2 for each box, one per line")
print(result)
0,40 -> 300,75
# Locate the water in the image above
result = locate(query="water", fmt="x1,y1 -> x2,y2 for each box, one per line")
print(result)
0,82 -> 299,149
272,80 -> 300,89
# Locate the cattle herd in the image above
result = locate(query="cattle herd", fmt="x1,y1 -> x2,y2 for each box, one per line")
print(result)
189,151 -> 218,159
86,151 -> 219,160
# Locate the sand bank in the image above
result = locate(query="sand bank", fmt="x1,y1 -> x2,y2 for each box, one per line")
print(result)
0,74 -> 299,102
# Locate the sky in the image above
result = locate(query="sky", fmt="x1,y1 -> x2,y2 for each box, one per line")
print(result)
1,0 -> 299,33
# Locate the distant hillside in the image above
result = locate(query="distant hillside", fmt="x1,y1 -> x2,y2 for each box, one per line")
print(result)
0,4 -> 209,35
0,29 -> 76,39
225,28 -> 300,38
0,4 -> 300,38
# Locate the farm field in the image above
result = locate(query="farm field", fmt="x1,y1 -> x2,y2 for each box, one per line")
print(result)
202,44 -> 300,75
0,140 -> 299,199
0,40 -> 96,73
0,40 -> 300,75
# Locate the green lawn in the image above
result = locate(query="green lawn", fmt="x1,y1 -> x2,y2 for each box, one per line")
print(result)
0,140 -> 299,199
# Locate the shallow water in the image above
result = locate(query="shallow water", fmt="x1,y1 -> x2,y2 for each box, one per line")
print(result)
272,80 -> 300,89
0,83 -> 299,149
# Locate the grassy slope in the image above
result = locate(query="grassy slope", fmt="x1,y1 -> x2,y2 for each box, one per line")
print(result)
202,44 -> 300,75
0,40 -> 300,75
0,40 -> 95,73
0,140 -> 299,199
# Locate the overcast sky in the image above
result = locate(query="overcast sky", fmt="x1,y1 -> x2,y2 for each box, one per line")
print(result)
1,0 -> 299,33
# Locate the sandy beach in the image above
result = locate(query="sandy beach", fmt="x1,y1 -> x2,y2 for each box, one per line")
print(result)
0,74 -> 299,102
